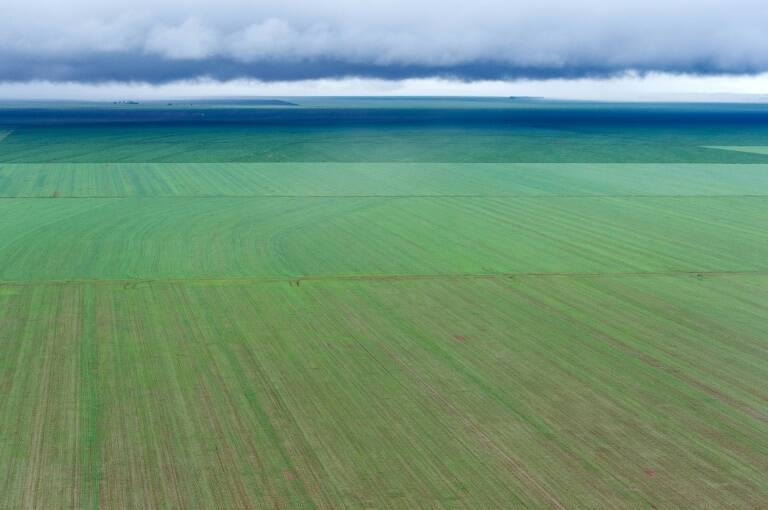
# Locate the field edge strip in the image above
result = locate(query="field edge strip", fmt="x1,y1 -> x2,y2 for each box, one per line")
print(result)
2,194 -> 768,199
1,270 -> 766,288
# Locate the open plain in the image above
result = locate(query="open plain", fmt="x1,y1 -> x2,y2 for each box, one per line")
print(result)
1,99 -> 767,508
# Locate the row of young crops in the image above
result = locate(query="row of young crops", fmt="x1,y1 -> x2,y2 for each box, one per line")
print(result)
1,275 -> 766,508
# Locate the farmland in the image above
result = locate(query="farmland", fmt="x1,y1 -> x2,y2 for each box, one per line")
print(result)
1,100 -> 767,508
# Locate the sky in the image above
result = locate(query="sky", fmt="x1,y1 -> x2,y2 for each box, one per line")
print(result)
1,0 -> 768,99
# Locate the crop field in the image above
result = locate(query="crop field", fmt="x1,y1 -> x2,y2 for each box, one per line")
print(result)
3,125 -> 768,164
707,146 -> 768,156
3,162 -> 768,197
1,101 -> 767,508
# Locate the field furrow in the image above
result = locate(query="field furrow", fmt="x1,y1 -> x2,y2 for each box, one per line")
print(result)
1,275 -> 766,508
2,103 -> 767,508
1,163 -> 768,197
0,196 -> 766,282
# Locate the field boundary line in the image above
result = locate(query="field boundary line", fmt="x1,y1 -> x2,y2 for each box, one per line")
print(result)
1,194 -> 768,199
1,270 -> 766,288
3,161 -> 768,166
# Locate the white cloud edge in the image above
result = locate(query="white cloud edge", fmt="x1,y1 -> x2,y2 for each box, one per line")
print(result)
2,73 -> 768,102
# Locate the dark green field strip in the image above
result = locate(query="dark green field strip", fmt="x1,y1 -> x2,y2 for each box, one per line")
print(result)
3,125 -> 768,163
0,196 -> 765,282
1,275 -> 766,508
2,163 -> 768,197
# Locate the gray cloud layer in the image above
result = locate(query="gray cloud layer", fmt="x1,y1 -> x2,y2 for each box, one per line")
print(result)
2,0 -> 768,83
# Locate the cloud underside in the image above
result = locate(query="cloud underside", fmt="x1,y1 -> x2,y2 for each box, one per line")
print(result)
2,1 -> 768,83
5,55 -> 748,84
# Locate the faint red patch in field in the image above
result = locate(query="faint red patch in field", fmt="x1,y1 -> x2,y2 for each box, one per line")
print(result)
454,335 -> 466,342
283,470 -> 295,481
643,468 -> 656,477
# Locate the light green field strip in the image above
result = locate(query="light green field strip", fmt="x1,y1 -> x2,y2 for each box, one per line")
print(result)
705,146 -> 768,155
0,275 -> 766,508
1,163 -> 768,197
0,196 -> 766,282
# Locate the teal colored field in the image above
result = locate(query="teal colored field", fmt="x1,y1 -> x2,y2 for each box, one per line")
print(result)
3,121 -> 768,163
1,101 -> 767,508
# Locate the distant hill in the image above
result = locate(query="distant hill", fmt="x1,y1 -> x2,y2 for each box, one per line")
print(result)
237,99 -> 298,106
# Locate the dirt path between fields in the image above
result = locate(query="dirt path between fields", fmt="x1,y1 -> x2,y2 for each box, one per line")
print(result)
1,269 -> 766,288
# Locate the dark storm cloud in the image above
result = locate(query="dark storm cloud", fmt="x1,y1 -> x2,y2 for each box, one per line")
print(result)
0,53 -> 649,83
1,0 -> 768,83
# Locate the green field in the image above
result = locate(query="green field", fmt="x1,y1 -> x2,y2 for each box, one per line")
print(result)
2,275 -> 767,508
1,102 -> 767,508
4,123 -> 768,163
707,146 -> 768,156
3,163 -> 768,197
